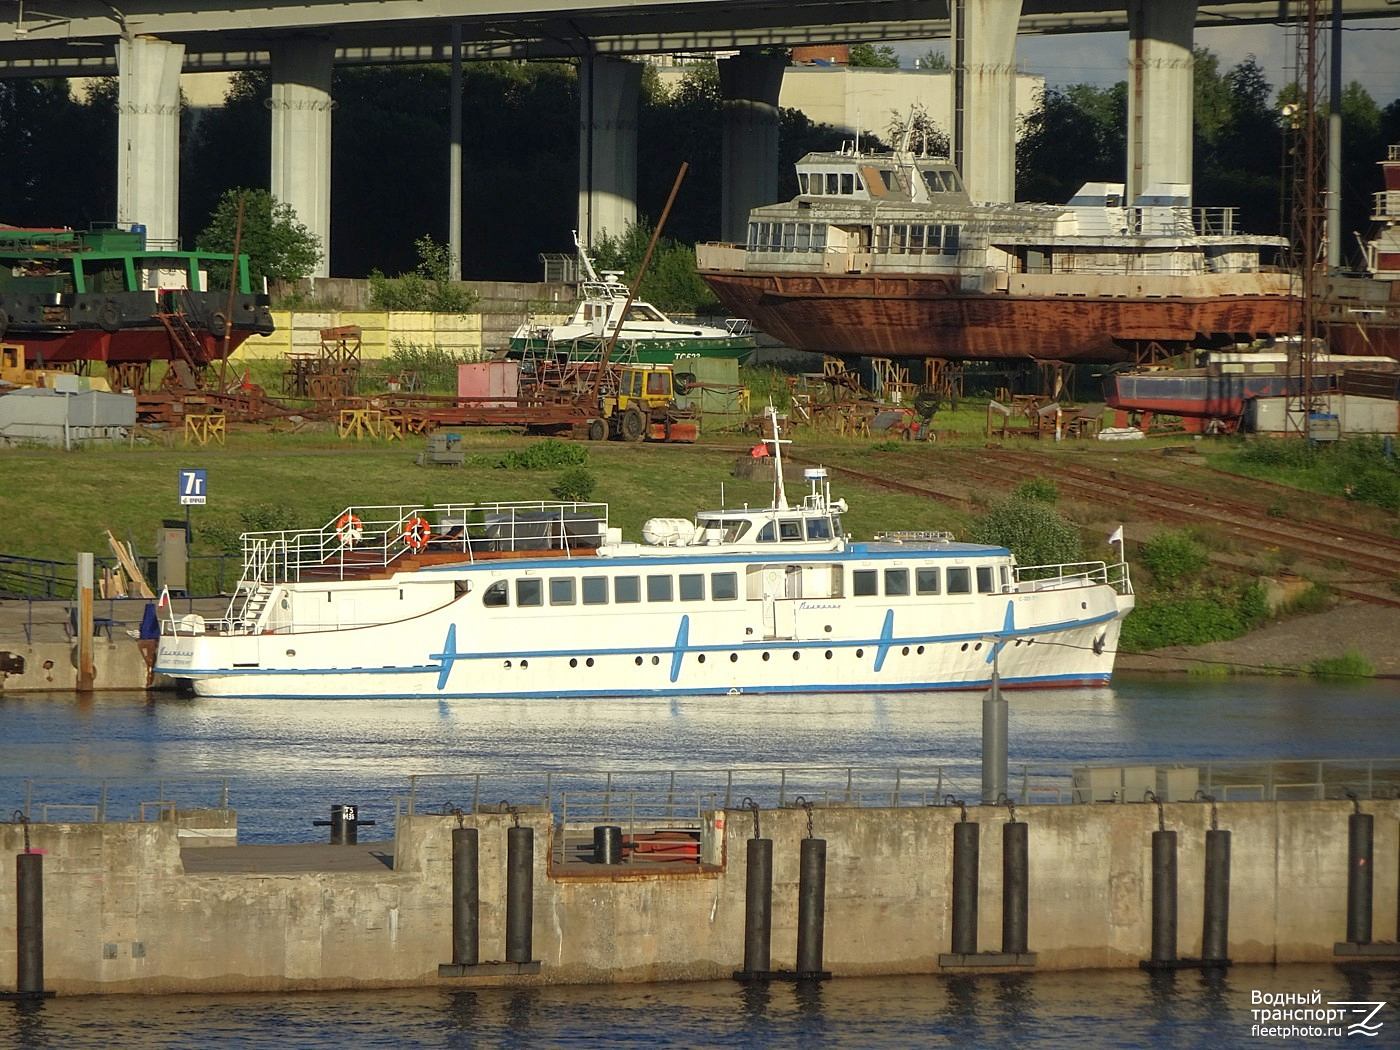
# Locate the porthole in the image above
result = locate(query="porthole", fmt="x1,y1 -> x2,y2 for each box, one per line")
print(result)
651,655 -> 660,666
569,658 -> 578,668
762,652 -> 770,662
824,625 -> 832,633
730,653 -> 739,663
856,648 -> 864,658
1081,602 -> 1088,610
916,645 -> 925,655
520,660 -> 528,669
792,651 -> 800,661
285,649 -> 296,657
635,656 -> 644,666
901,646 -> 909,656
974,643 -> 982,651
825,650 -> 833,660
504,660 -> 513,668
698,654 -> 706,664
960,643 -> 968,652
586,657 -> 595,667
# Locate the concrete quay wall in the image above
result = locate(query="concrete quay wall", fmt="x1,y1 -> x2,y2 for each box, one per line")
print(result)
2,800 -> 1397,994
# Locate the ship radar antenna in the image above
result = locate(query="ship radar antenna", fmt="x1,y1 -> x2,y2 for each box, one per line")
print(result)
765,403 -> 791,510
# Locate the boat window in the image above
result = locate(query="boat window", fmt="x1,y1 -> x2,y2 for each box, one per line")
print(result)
826,173 -> 839,194
483,580 -> 509,607
1000,566 -> 1012,590
757,521 -> 776,542
853,569 -> 879,597
921,171 -> 943,196
916,567 -> 940,595
885,568 -> 910,596
798,173 -> 809,194
909,226 -> 925,254
947,567 -> 971,595
582,576 -> 608,605
708,519 -> 750,543
615,575 -> 641,604
841,173 -> 855,194
712,572 -> 738,600
647,575 -> 673,602
679,573 -> 705,601
782,223 -> 796,251
549,577 -> 576,606
516,578 -> 543,607
796,224 -> 811,251
748,221 -> 761,248
890,224 -> 907,253
977,566 -> 996,594
769,224 -> 782,251
927,224 -> 942,251
942,225 -> 961,256
813,226 -> 827,250
875,225 -> 890,251
879,169 -> 896,191
779,520 -> 803,541
806,518 -> 831,541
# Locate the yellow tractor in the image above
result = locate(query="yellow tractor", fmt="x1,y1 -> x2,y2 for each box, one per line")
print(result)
599,363 -> 698,443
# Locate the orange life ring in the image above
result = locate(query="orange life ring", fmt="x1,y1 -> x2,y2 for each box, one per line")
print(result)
403,516 -> 432,551
336,513 -> 364,548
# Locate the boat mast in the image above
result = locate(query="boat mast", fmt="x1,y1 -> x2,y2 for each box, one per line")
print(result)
765,404 -> 791,510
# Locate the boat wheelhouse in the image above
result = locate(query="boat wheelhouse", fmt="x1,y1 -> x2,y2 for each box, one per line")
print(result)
155,414 -> 1133,700
696,142 -> 1295,364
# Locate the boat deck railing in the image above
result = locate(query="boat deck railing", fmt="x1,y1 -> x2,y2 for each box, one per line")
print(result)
1015,558 -> 1132,595
230,500 -> 610,593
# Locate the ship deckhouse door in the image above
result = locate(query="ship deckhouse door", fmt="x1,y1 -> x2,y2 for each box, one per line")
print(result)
757,564 -> 799,640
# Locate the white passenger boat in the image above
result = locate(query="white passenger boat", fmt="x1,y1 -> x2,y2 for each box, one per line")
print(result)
155,415 -> 1133,699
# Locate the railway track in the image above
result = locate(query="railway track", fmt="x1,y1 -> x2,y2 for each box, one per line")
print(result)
796,450 -> 1400,609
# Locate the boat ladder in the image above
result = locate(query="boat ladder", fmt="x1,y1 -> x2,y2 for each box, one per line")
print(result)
234,582 -> 276,630
155,311 -> 207,370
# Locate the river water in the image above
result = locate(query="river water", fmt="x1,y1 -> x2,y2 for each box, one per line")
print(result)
2,674 -> 1398,1047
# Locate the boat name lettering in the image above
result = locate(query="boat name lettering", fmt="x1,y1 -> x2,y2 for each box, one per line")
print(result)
798,601 -> 840,610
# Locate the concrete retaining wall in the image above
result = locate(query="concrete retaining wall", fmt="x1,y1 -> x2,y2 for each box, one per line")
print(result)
2,800 -> 1396,994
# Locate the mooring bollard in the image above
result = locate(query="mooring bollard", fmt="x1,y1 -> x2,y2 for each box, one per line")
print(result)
1201,826 -> 1231,964
312,804 -> 375,845
1347,807 -> 1374,946
451,826 -> 479,968
795,799 -> 828,979
951,804 -> 979,956
594,825 -> 623,865
506,823 -> 534,964
1002,812 -> 1028,956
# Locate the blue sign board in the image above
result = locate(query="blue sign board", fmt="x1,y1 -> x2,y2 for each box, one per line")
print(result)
179,468 -> 208,506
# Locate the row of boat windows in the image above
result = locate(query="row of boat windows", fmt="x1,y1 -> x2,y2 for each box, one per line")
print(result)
708,516 -> 838,543
796,168 -> 962,197
479,564 -> 1008,609
747,222 -> 961,256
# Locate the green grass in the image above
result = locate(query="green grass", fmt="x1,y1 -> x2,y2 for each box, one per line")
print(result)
1309,649 -> 1375,680
0,429 -> 969,580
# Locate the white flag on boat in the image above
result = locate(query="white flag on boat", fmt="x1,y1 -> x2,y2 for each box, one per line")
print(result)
157,586 -> 171,609
1107,525 -> 1124,547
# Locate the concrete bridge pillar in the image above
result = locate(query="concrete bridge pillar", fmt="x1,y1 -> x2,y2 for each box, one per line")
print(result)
270,38 -> 334,277
115,36 -> 184,248
953,0 -> 1022,204
718,52 -> 785,244
578,56 -> 642,248
1127,0 -> 1197,204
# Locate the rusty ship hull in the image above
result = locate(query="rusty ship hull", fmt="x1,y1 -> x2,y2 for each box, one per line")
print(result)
701,269 -> 1298,363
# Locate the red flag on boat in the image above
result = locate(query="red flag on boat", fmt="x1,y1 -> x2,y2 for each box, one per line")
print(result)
750,443 -> 769,458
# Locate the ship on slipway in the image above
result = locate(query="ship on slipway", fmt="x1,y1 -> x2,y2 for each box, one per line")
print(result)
696,140 -> 1296,364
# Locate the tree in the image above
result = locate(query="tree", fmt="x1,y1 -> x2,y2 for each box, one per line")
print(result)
1017,84 -> 1125,202
590,220 -> 719,313
913,49 -> 950,71
848,43 -> 899,68
968,497 -> 1082,571
884,105 -> 949,157
197,188 -> 322,284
